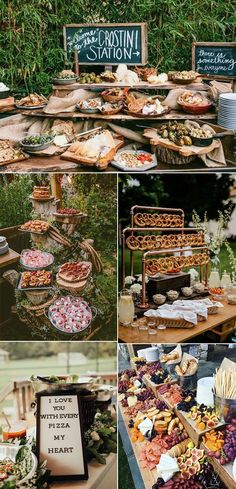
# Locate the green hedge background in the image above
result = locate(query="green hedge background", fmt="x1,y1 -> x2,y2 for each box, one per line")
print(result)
0,0 -> 235,95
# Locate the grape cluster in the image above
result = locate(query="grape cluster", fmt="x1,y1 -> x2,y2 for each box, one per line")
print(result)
118,380 -> 130,393
146,362 -> 162,374
135,359 -> 146,367
164,429 -> 188,448
118,369 -> 136,379
198,462 -> 226,488
222,425 -> 236,462
137,388 -> 155,401
152,475 -> 202,489
177,390 -> 197,411
150,370 -> 169,385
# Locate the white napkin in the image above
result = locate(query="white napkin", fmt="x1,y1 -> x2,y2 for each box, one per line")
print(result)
146,306 -> 198,324
173,300 -> 208,319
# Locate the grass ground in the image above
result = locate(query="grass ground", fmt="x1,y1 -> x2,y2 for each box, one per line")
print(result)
119,435 -> 135,489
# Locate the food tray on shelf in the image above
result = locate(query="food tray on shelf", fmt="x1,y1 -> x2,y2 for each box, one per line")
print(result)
0,153 -> 29,168
30,195 -> 54,202
142,374 -> 177,397
19,228 -> 48,235
15,104 -> 47,110
123,106 -> 171,118
202,442 -> 236,489
111,149 -> 157,172
20,250 -> 54,270
176,409 -> 225,446
16,271 -> 53,291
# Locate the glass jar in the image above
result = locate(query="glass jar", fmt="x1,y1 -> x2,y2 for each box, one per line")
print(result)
2,421 -> 27,441
119,289 -> 135,326
209,268 -> 221,288
225,283 -> 236,305
221,271 -> 231,288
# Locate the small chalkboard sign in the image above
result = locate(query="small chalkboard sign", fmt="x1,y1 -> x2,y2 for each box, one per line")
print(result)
36,390 -> 88,481
63,23 -> 147,65
192,42 -> 236,80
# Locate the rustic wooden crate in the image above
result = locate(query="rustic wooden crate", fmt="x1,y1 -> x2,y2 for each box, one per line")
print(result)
176,409 -> 225,447
147,272 -> 191,298
142,374 -> 177,398
201,442 -> 236,489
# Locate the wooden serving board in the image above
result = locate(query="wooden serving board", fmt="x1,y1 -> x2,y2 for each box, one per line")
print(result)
201,442 -> 236,489
58,262 -> 92,283
176,409 -> 225,446
0,154 -> 29,168
144,129 -> 220,156
61,137 -> 124,169
156,391 -> 176,411
119,404 -> 156,489
142,374 -> 177,397
56,274 -> 87,292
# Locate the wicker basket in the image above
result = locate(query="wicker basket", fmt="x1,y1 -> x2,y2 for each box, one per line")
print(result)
197,314 -> 206,322
79,392 -> 97,429
22,293 -> 58,316
134,66 -> 157,81
155,146 -> 195,166
95,399 -> 112,412
101,91 -> 124,104
207,304 -> 219,314
25,289 -> 50,305
99,105 -> 123,115
155,317 -> 194,329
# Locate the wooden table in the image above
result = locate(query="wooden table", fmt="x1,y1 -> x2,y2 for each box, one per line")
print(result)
52,453 -> 116,489
0,248 -> 20,268
0,154 -> 235,173
119,301 -> 236,343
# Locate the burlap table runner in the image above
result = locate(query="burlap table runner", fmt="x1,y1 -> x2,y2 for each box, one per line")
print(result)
43,89 -> 95,114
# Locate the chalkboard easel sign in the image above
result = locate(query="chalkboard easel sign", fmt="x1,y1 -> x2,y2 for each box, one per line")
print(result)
63,23 -> 147,65
36,390 -> 88,481
192,42 -> 236,80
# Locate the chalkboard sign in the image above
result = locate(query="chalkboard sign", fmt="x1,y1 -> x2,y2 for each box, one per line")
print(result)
192,42 -> 236,80
36,390 -> 88,481
63,23 -> 147,65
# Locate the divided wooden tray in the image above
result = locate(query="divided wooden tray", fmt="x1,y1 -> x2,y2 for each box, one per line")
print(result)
176,409 -> 225,446
142,374 -> 177,397
201,442 -> 236,489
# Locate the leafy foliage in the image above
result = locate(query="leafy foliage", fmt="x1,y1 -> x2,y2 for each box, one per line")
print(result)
0,175 -> 34,227
119,174 -> 235,225
0,0 -> 235,94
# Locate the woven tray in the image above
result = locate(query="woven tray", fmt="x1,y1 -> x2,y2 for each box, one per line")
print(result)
207,304 -> 220,314
155,316 -> 195,329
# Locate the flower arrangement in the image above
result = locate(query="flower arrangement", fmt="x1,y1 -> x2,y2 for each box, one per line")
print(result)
192,208 -> 236,281
84,411 -> 117,465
